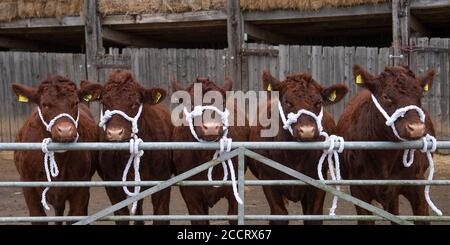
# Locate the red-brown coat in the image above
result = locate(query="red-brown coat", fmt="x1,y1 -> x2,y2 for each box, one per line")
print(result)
248,70 -> 348,225
336,65 -> 436,225
171,77 -> 249,225
12,75 -> 98,225
80,70 -> 173,225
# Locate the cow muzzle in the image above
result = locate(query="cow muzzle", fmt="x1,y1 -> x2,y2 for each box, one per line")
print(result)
51,121 -> 77,142
197,122 -> 223,141
295,124 -> 317,141
406,122 -> 426,139
106,126 -> 127,142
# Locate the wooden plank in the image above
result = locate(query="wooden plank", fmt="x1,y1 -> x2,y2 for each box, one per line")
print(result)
344,46 -> 356,98
227,0 -> 244,91
244,22 -> 294,44
322,46 -> 334,116
84,0 -> 103,81
378,47 -> 390,73
278,45 -> 289,80
311,46 -> 322,84
430,38 -> 442,137
441,38 -> 450,139
289,45 -> 300,72
300,45 -> 312,73
367,47 -> 379,75
102,27 -> 170,48
333,46 -> 345,118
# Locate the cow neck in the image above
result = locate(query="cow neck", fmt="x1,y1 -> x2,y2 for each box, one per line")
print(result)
276,99 -> 343,216
183,105 -> 242,205
36,105 -> 80,211
98,103 -> 144,214
370,93 -> 442,216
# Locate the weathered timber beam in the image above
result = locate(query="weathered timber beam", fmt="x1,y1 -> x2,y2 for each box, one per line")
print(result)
410,14 -> 429,36
244,22 -> 295,44
102,27 -> 167,47
0,35 -> 73,52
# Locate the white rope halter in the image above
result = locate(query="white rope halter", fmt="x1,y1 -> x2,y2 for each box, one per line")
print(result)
278,100 -> 343,215
99,104 -> 144,214
371,94 -> 442,216
37,106 -> 80,210
183,105 -> 243,205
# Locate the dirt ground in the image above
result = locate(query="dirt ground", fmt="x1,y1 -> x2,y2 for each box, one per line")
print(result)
0,152 -> 449,225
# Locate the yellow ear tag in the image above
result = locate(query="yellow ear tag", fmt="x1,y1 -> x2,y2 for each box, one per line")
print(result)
328,90 -> 337,102
18,94 -> 29,103
267,84 -> 272,91
423,84 -> 429,92
356,75 -> 363,84
154,91 -> 162,103
83,94 -> 92,102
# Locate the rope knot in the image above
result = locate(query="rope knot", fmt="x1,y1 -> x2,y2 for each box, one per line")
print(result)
371,94 -> 442,216
99,104 -> 144,214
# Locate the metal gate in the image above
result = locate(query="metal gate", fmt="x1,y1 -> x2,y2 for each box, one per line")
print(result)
1,140 -> 450,225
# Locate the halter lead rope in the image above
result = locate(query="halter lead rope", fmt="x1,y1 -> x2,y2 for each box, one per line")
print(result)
99,104 -> 144,214
37,106 -> 80,210
371,94 -> 442,216
183,105 -> 243,205
278,100 -> 343,215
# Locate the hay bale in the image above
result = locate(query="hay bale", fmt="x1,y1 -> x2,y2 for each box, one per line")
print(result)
16,0 -> 82,19
0,1 -> 18,21
98,0 -> 226,16
240,0 -> 389,11
1,0 -> 389,20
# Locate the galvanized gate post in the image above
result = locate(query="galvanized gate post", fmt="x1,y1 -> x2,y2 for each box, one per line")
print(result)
238,148 -> 245,225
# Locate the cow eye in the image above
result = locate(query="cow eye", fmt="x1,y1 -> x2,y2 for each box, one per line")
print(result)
382,94 -> 392,103
42,103 -> 50,109
131,102 -> 139,109
315,100 -> 322,108
284,101 -> 293,107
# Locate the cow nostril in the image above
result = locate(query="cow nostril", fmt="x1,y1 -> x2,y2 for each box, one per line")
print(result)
298,126 -> 315,139
106,128 -> 125,140
406,123 -> 426,137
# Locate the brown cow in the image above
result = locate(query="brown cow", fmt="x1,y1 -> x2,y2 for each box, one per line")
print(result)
171,76 -> 249,225
80,70 -> 173,225
248,70 -> 348,225
12,75 -> 98,225
336,65 -> 436,225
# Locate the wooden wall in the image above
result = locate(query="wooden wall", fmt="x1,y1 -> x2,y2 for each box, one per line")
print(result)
0,37 -> 448,141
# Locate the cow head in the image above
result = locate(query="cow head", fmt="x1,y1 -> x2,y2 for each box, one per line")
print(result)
263,70 -> 348,141
172,76 -> 233,141
12,76 -> 85,142
79,70 -> 166,142
353,65 -> 435,140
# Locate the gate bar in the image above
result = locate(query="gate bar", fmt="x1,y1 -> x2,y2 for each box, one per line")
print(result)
1,179 -> 449,187
244,149 -> 413,225
2,215 -> 450,223
2,141 -> 450,151
73,149 -> 239,225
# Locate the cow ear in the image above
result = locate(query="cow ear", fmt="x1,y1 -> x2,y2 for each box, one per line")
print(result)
78,80 -> 103,102
143,87 -> 167,104
353,64 -> 378,92
222,77 -> 233,91
263,69 -> 280,91
418,68 -> 435,93
321,83 -> 349,106
170,79 -> 185,92
11,83 -> 38,104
